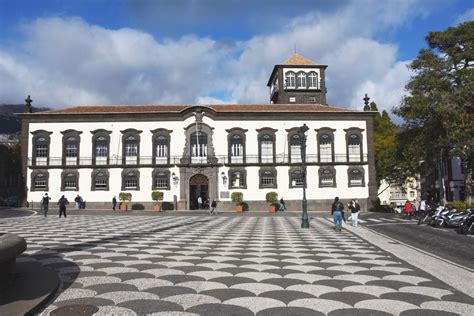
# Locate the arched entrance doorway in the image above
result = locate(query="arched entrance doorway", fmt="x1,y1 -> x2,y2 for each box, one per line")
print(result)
189,174 -> 209,210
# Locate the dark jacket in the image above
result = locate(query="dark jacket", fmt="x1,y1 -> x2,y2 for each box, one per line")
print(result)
58,197 -> 69,207
211,200 -> 217,208
331,201 -> 343,215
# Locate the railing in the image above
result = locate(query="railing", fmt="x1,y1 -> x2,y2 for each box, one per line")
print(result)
28,153 -> 368,167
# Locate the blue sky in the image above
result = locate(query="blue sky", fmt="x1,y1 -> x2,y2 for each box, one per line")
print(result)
0,0 -> 473,114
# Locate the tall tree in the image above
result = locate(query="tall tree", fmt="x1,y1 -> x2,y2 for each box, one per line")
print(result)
393,21 -> 474,202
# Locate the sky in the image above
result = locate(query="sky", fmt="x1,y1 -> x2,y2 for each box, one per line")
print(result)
0,0 -> 473,116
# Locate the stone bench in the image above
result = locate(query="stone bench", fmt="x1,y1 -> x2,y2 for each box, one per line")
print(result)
0,233 -> 27,289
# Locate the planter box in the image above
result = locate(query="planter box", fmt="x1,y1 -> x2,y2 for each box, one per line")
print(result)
154,204 -> 161,212
119,203 -> 127,212
235,205 -> 244,213
269,205 -> 276,213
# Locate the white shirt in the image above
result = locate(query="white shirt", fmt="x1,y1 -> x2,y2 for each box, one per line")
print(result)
420,200 -> 426,211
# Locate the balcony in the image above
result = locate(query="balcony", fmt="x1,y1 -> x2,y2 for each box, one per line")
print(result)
28,153 -> 368,168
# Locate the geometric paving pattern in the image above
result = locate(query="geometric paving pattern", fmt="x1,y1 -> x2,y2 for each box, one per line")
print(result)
1,215 -> 473,315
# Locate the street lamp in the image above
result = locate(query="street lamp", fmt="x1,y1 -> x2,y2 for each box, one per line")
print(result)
299,124 -> 309,228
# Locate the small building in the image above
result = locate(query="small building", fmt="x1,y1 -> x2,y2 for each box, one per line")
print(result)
20,54 -> 376,211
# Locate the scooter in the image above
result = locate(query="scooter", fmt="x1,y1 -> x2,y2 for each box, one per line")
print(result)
429,205 -> 447,226
445,209 -> 470,228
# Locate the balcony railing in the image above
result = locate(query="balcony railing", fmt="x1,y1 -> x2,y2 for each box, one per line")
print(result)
28,153 -> 368,167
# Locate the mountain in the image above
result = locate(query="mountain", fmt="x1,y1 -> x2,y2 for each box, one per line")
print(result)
0,104 -> 51,134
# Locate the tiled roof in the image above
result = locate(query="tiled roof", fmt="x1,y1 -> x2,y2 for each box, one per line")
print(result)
282,53 -> 317,65
41,104 -> 356,114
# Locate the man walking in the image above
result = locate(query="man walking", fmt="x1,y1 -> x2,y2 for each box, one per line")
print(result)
198,196 -> 203,210
331,197 -> 344,231
112,196 -> 117,211
58,195 -> 69,218
418,198 -> 427,225
41,193 -> 51,217
209,199 -> 218,215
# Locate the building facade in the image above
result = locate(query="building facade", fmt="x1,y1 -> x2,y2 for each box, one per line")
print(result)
21,54 -> 376,211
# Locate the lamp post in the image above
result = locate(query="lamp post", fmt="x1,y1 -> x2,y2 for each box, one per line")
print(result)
438,147 -> 446,205
299,124 -> 309,228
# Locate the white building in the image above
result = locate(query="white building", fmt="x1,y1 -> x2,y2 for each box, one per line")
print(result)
20,54 -> 376,211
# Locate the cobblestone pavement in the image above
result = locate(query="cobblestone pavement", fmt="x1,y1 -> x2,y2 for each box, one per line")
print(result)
1,214 -> 473,315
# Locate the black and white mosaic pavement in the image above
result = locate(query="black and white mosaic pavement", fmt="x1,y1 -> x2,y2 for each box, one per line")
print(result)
1,214 -> 473,315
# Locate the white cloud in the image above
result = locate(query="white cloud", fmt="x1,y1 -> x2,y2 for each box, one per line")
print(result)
0,0 -> 427,115
455,8 -> 474,24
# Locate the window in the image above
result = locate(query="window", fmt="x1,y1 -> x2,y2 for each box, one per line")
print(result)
62,130 -> 82,166
345,129 -> 363,162
122,129 -> 142,165
191,132 -> 207,163
92,170 -> 109,191
308,72 -> 318,88
348,168 -> 364,187
153,170 -> 170,190
31,131 -> 52,166
122,170 -> 140,190
290,169 -> 304,187
62,171 -> 79,191
285,71 -> 295,88
31,171 -> 48,191
319,133 -> 333,162
91,130 -> 111,165
261,135 -> 274,163
229,170 -> 246,189
260,168 -> 277,189
297,72 -> 306,88
309,97 -> 317,103
152,129 -> 172,165
229,134 -> 244,163
290,134 -> 301,163
289,97 -> 296,103
319,167 -> 336,187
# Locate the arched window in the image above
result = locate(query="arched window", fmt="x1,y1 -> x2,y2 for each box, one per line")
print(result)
319,167 -> 336,187
319,133 -> 333,162
31,130 -> 52,166
229,134 -> 244,163
347,133 -> 362,162
191,131 -> 208,163
92,170 -> 109,191
92,129 -> 111,165
297,72 -> 306,88
153,170 -> 170,190
260,168 -> 277,188
122,170 -> 140,190
62,130 -> 82,166
285,71 -> 295,88
308,72 -> 318,88
62,170 -> 79,191
122,129 -> 142,165
348,167 -> 365,187
229,170 -> 246,189
290,133 -> 301,163
290,169 -> 304,188
155,135 -> 169,164
31,170 -> 48,191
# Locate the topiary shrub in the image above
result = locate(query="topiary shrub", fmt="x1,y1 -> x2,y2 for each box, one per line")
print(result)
266,192 -> 278,206
162,202 -> 174,211
119,192 -> 132,203
231,192 -> 244,204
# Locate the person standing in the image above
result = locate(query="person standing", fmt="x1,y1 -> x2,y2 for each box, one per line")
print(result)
404,199 -> 413,220
198,196 -> 203,210
41,193 -> 51,217
112,196 -> 117,211
279,197 -> 286,212
74,194 -> 82,209
418,199 -> 427,225
58,195 -> 69,218
209,199 -> 218,215
331,197 -> 344,231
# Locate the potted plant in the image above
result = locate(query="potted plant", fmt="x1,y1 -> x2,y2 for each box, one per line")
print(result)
266,191 -> 278,213
119,192 -> 132,212
231,192 -> 244,212
151,191 -> 164,212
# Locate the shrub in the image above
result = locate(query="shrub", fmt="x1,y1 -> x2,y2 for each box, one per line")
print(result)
131,203 -> 144,210
162,202 -> 174,211
119,192 -> 132,202
151,191 -> 164,202
266,192 -> 278,205
231,192 -> 244,204
451,201 -> 467,211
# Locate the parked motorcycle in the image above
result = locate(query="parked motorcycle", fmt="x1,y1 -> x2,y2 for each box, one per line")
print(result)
459,208 -> 474,235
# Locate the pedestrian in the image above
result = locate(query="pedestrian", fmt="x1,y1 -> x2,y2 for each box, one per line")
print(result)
350,199 -> 360,227
112,196 -> 117,211
209,199 -> 218,215
41,193 -> 51,217
418,198 -> 426,225
278,197 -> 286,212
58,195 -> 69,218
74,194 -> 82,209
198,196 -> 203,210
404,199 -> 413,220
331,197 -> 344,231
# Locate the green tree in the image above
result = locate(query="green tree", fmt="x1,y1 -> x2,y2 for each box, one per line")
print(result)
393,21 -> 474,202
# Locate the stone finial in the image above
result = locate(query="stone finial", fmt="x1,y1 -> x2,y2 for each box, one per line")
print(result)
25,95 -> 33,113
363,94 -> 371,111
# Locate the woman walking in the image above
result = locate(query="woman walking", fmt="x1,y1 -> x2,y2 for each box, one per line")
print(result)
331,197 -> 344,232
